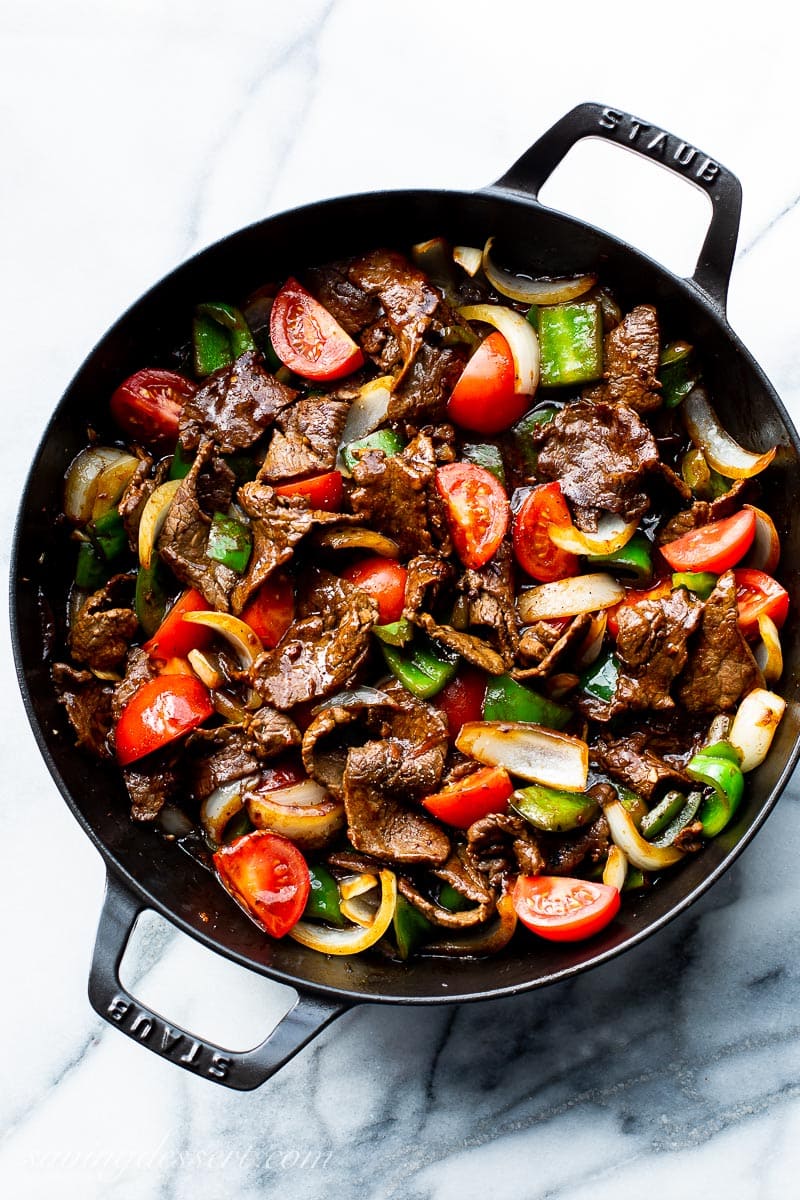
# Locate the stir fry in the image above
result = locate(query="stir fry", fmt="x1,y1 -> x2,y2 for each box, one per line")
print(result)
52,236 -> 787,959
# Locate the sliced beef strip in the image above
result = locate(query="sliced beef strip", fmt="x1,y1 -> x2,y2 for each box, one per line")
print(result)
112,646 -> 157,720
387,342 -> 466,423
117,452 -> 168,551
185,725 -> 263,801
251,569 -> 378,708
513,612 -> 591,680
258,397 -> 350,482
543,811 -> 611,875
432,845 -> 495,906
68,575 -> 138,673
415,616 -> 507,675
457,542 -> 519,664
403,554 -> 454,619
396,877 -> 494,929
244,706 -> 301,756
347,249 -> 443,381
583,305 -> 662,412
676,570 -> 764,712
657,479 -> 748,545
304,261 -> 381,335
301,692 -> 402,795
612,587 -> 704,711
179,350 -> 297,453
351,432 -> 451,557
52,662 -> 114,759
591,733 -> 689,801
465,813 -> 545,892
123,750 -> 181,822
533,399 -> 661,529
157,439 -> 238,611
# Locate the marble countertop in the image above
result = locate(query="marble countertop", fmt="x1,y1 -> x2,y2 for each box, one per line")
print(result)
4,1 -> 800,1196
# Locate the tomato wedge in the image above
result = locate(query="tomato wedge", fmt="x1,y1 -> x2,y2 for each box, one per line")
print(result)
446,332 -> 528,434
116,675 -> 213,766
241,572 -> 295,648
273,470 -> 344,511
270,278 -> 364,381
422,766 -> 513,828
734,568 -> 789,638
513,482 -> 580,582
341,557 -> 408,625
213,831 -> 310,938
606,578 -> 673,639
143,588 -> 213,661
512,875 -> 621,942
434,667 -> 487,738
435,462 -> 510,569
660,509 -> 756,573
110,368 -> 196,448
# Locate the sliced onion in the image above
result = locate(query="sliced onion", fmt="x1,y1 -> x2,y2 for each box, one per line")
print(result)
201,776 -> 257,845
339,880 -> 381,928
603,845 -> 628,891
684,387 -> 776,479
547,513 -> 638,557
314,527 -> 400,557
425,893 -> 517,957
574,611 -> 608,669
91,454 -> 140,519
604,799 -> 684,871
64,447 -> 135,524
456,721 -> 588,790
289,869 -> 397,955
755,614 -> 783,685
183,611 -> 264,668
339,872 -> 379,901
338,376 -> 393,452
453,245 -> 483,277
138,479 -> 182,569
743,505 -> 781,573
459,303 -> 540,396
246,779 -> 345,851
481,238 -> 597,305
517,574 -> 624,623
729,688 -> 786,772
188,649 -> 223,689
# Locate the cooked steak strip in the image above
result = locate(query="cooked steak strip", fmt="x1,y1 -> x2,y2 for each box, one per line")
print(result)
179,350 -> 297,453
591,733 -> 689,801
514,612 -> 591,680
396,878 -> 494,928
613,587 -> 704,711
305,261 -> 381,335
123,750 -> 181,821
186,725 -> 263,801
465,813 -> 544,891
657,479 -> 748,545
258,396 -> 350,482
351,432 -> 451,557
68,575 -> 138,672
543,810 -> 611,875
676,570 -> 764,712
457,542 -> 519,663
388,342 -> 466,423
583,305 -> 662,412
347,249 -> 443,381
52,663 -> 114,759
112,646 -> 158,719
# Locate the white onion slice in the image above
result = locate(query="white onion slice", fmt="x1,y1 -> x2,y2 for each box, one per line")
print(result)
453,245 -> 483,276
459,303 -> 540,396
684,387 -> 776,479
64,446 -> 134,524
574,611 -> 608,669
138,479 -> 182,569
743,505 -> 781,573
339,885 -> 381,928
481,237 -> 597,305
91,454 -> 140,519
201,776 -> 257,845
289,870 -> 397,955
755,614 -> 783,685
547,513 -> 638,557
188,649 -> 223,689
517,574 -> 624,623
603,845 -> 628,891
604,800 -> 683,871
183,611 -> 264,668
339,872 -> 379,901
455,721 -> 588,790
729,688 -> 786,771
338,376 -> 393,454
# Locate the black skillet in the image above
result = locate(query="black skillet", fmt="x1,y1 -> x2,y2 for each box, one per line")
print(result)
12,102 -> 800,1089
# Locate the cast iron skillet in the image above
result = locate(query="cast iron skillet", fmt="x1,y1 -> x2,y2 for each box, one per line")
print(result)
12,102 -> 800,1090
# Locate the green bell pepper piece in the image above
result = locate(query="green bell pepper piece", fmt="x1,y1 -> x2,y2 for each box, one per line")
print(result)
90,508 -> 127,563
672,571 -> 718,600
580,651 -> 619,704
623,868 -> 647,891
393,895 -> 434,960
640,789 -> 687,839
587,532 -> 653,582
536,300 -> 603,387
696,740 -> 742,765
461,443 -> 506,485
135,561 -> 170,637
659,341 -> 698,408
482,673 -> 571,730
222,810 -> 255,843
380,637 -> 458,700
341,428 -> 404,475
511,783 -> 599,833
650,791 -> 703,848
508,406 -> 557,476
437,883 -> 473,912
169,442 -> 194,480
686,752 -> 745,836
193,302 -> 255,376
206,512 -> 252,573
372,617 -> 414,646
197,301 -> 256,357
304,866 -> 346,927
75,541 -> 109,590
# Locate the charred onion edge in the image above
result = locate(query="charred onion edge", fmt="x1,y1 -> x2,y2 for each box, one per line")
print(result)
602,845 -> 628,890
183,611 -> 264,668
729,687 -> 786,772
453,245 -> 482,277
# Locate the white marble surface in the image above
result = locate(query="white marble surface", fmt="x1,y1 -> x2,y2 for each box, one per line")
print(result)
4,1 -> 800,1196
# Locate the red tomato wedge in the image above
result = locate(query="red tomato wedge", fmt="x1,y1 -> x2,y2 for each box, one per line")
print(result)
273,470 -> 344,511
116,675 -> 213,766
110,368 -> 196,448
435,462 -> 510,569
422,766 -> 513,828
143,589 -> 213,661
213,831 -> 310,938
341,557 -> 408,625
241,572 -> 295,648
734,568 -> 789,638
270,278 -> 364,381
446,332 -> 528,434
434,668 -> 487,739
513,482 -> 580,582
660,509 -> 756,573
512,875 -> 621,942
607,578 -> 673,639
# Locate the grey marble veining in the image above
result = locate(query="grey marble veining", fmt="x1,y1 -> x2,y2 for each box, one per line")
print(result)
4,1 -> 800,1196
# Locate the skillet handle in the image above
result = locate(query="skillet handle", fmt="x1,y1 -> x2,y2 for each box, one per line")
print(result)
492,101 -> 742,315
88,872 -> 348,1090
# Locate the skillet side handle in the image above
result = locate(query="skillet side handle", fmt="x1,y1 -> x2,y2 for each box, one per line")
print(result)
88,871 -> 348,1091
491,101 -> 742,315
